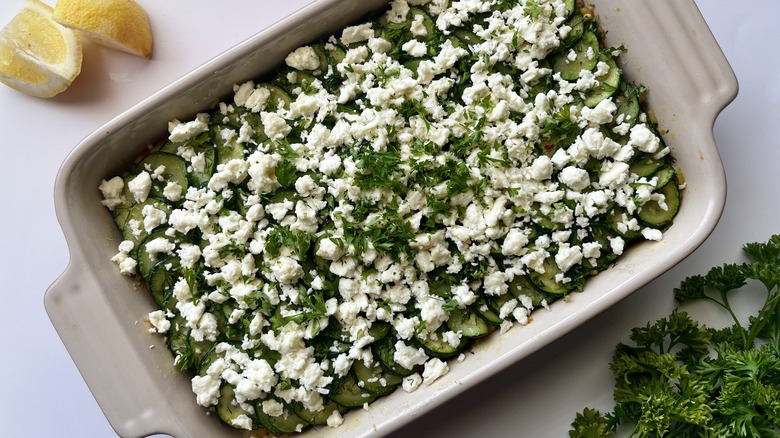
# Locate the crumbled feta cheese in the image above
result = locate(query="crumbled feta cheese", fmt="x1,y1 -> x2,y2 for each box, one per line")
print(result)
555,244 -> 583,272
231,414 -> 253,430
118,240 -> 134,253
410,13 -> 428,37
581,98 -> 616,125
422,358 -> 449,384
641,227 -> 663,241
402,39 -> 427,57
394,341 -> 428,369
528,155 -> 553,180
111,246 -> 137,276
559,166 -> 590,191
599,161 -> 630,187
341,23 -> 374,44
386,0 -> 410,23
262,399 -> 284,417
285,46 -> 320,70
316,237 -> 343,261
270,256 -> 303,284
609,236 -> 625,255
191,374 -> 221,407
402,373 -> 423,392
327,409 -> 344,427
233,93 -> 261,116
261,112 -> 291,140
147,310 -> 170,334
99,176 -> 125,210
169,113 -> 209,143
127,171 -> 151,203
162,182 -> 183,202
145,237 -> 175,262
629,123 -> 661,153
233,81 -> 255,107
142,204 -> 167,232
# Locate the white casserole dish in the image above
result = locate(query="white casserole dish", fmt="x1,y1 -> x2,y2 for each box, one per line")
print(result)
45,1 -> 737,436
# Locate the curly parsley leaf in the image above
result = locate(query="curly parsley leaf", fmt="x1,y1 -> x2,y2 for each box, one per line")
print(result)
572,235 -> 780,437
569,408 -> 615,438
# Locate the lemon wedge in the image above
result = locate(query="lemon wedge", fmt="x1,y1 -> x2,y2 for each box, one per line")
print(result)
53,0 -> 153,59
0,0 -> 83,98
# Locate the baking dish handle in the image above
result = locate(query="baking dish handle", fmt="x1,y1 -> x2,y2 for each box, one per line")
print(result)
45,259 -> 188,437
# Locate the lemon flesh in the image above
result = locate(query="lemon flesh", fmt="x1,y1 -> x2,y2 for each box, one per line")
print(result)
53,0 -> 153,58
0,0 -> 82,98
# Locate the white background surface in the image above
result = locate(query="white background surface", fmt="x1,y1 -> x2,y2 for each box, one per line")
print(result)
0,1 -> 777,437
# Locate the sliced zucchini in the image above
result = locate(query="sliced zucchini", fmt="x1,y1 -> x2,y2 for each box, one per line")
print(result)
446,307 -> 490,338
558,12 -> 586,51
135,152 -> 190,201
532,204 -> 559,231
415,326 -> 468,359
328,373 -> 378,408
378,7 -> 435,44
212,303 -> 244,343
607,207 -> 643,241
166,314 -> 194,370
445,35 -> 467,53
653,165 -> 675,189
137,228 -> 178,281
325,44 -> 346,67
263,84 -> 293,111
453,29 -> 483,49
215,133 -> 245,166
630,154 -> 665,178
310,44 -> 330,76
637,181 -> 680,228
121,198 -> 173,246
165,141 -> 216,187
367,321 -> 391,340
552,30 -> 599,81
527,257 -> 574,295
583,54 -> 621,108
486,293 -> 517,318
472,296 -> 503,325
352,359 -> 403,396
189,337 -> 215,367
372,336 -> 415,377
254,398 -> 309,434
291,399 -> 346,426
408,7 -> 435,41
586,224 -> 620,270
563,0 -> 576,17
196,346 -> 219,376
613,82 -> 642,127
508,274 -> 551,308
147,255 -> 181,312
216,384 -> 256,430
285,71 -> 318,93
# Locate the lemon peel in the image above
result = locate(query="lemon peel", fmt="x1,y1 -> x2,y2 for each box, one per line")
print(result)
53,0 -> 153,59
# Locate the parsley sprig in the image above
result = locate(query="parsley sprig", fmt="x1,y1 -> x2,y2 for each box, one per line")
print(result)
570,235 -> 780,438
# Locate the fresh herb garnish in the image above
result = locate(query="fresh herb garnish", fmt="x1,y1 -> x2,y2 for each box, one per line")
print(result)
354,147 -> 404,192
523,0 -> 545,19
342,200 -> 414,260
570,235 -> 780,438
265,225 -> 312,260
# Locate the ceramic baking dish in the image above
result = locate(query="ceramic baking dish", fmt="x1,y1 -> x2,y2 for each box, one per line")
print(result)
45,0 -> 737,436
